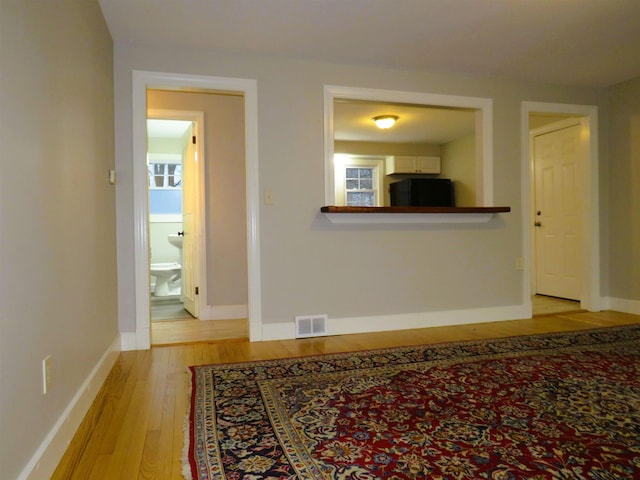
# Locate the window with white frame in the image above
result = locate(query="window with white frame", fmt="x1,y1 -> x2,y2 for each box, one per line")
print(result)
345,167 -> 375,206
148,153 -> 183,217
334,156 -> 384,206
149,162 -> 182,189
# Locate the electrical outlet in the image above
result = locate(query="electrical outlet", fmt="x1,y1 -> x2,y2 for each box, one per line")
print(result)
515,257 -> 524,271
42,355 -> 52,395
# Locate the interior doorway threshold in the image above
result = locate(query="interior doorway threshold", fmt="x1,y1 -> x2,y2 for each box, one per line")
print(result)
532,294 -> 583,317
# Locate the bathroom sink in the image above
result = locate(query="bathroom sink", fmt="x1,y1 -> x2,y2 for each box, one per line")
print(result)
168,233 -> 183,248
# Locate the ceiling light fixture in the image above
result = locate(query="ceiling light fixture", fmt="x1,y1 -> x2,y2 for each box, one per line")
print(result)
372,115 -> 399,129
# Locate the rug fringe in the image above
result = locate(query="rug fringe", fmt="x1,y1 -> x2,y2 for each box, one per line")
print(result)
182,367 -> 194,480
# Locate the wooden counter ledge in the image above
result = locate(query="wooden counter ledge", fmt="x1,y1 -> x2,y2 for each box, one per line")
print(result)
320,206 -> 511,214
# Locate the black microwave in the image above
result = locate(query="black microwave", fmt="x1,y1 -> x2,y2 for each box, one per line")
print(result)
390,178 -> 455,207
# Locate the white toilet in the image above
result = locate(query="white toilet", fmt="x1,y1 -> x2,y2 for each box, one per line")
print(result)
150,262 -> 182,296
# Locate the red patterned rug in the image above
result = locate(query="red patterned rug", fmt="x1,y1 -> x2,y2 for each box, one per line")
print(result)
184,325 -> 640,479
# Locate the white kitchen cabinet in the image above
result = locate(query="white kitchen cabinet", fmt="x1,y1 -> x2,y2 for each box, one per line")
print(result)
386,156 -> 441,175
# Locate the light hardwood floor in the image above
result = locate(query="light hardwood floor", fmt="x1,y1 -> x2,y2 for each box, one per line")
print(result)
53,310 -> 639,479
151,318 -> 249,345
532,294 -> 582,316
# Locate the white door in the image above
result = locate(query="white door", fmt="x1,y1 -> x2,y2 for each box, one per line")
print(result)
181,124 -> 198,317
533,123 -> 583,300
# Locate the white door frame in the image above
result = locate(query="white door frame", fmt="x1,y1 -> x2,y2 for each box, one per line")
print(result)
147,109 -> 205,318
521,102 -> 600,312
132,70 -> 262,349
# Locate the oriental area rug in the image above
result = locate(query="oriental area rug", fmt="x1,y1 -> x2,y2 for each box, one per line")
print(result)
184,325 -> 640,480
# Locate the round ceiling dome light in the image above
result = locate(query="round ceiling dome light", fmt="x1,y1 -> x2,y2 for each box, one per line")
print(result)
372,115 -> 399,129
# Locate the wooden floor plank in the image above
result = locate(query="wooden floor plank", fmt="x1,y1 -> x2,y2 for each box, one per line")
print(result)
110,380 -> 152,478
151,318 -> 248,346
53,310 -> 640,479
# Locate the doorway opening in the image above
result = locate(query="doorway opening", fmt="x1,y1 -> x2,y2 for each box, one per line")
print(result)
145,91 -> 248,345
147,114 -> 199,323
131,71 -> 262,350
523,102 -> 600,316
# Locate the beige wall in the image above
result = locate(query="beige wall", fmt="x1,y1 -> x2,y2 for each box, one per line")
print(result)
113,44 -> 608,333
0,1 -> 116,478
334,140 -> 441,157
608,77 -> 640,301
441,134 -> 476,207
147,90 -> 248,307
150,222 -> 182,264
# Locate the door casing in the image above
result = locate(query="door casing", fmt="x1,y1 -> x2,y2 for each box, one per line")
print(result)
132,71 -> 262,349
521,102 -> 600,313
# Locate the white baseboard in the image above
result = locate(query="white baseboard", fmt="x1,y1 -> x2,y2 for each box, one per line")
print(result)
262,304 -> 532,341
120,331 -> 138,351
121,297 -> 638,348
136,326 -> 151,350
18,335 -> 121,480
603,296 -> 640,315
120,326 -> 151,351
199,304 -> 248,321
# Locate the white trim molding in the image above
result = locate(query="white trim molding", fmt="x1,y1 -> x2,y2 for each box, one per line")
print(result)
17,336 -> 121,480
262,304 -> 531,341
129,70 -> 262,348
604,297 -> 640,315
324,85 -> 494,207
520,101 -> 600,312
120,330 -> 148,352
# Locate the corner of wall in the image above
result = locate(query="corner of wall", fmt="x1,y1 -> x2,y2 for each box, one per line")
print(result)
120,328 -> 150,351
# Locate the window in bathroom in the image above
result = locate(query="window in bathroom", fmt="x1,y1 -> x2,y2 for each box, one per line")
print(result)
149,162 -> 182,188
148,153 -> 183,216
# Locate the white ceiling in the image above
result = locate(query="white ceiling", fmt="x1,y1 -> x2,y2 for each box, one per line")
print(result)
107,1 -> 640,144
99,0 -> 640,88
335,101 -> 476,144
147,119 -> 192,139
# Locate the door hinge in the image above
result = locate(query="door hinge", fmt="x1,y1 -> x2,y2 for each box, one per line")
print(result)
192,135 -> 196,144
195,286 -> 199,295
